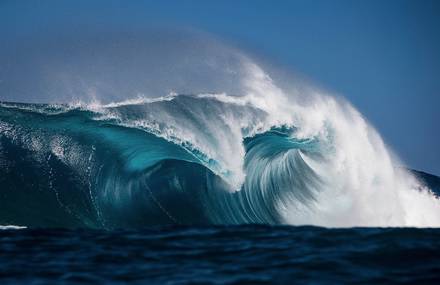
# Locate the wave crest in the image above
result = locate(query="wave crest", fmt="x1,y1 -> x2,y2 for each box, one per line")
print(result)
1,62 -> 439,228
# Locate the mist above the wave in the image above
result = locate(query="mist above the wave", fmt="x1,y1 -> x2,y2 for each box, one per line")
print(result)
0,29 -> 268,104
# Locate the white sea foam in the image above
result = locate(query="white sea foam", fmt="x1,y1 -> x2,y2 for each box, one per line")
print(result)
236,59 -> 440,227
0,225 -> 27,230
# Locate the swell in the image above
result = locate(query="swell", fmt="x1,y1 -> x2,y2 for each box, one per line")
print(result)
1,96 -> 439,229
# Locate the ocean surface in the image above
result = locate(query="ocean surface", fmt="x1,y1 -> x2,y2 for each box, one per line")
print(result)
1,225 -> 440,284
1,91 -> 440,283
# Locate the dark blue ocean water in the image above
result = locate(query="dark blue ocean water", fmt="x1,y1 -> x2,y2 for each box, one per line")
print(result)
1,225 -> 440,284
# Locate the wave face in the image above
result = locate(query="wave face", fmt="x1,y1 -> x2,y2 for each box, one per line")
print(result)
1,62 -> 440,229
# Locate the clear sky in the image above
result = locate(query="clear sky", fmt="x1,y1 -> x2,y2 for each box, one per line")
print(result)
0,0 -> 439,175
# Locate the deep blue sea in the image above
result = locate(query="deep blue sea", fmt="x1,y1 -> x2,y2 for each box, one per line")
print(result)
1,225 -> 440,284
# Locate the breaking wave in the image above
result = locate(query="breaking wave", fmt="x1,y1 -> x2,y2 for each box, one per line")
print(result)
1,62 -> 439,229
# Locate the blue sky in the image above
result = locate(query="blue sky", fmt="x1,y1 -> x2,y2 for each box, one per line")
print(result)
1,0 -> 439,174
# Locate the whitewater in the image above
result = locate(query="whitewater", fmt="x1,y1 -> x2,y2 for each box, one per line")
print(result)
0,56 -> 439,229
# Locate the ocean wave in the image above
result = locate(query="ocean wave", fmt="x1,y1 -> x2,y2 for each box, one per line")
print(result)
1,61 -> 439,229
